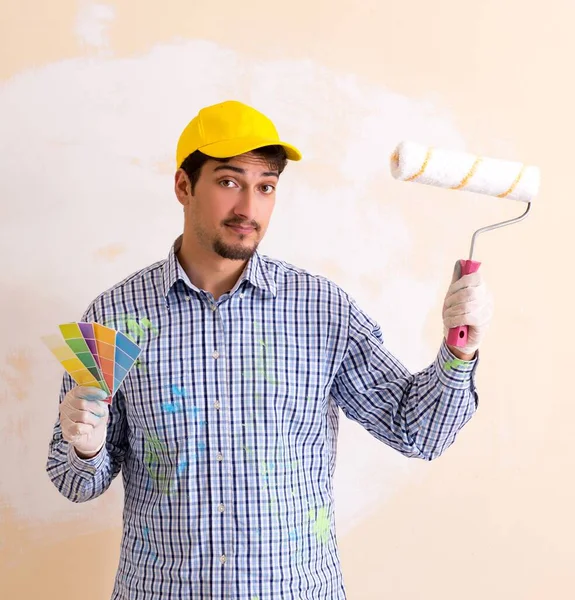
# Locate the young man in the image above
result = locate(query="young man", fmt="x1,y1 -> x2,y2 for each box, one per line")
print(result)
47,100 -> 492,599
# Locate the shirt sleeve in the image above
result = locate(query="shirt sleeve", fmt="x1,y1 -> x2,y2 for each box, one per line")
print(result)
330,296 -> 479,461
45,304 -> 128,502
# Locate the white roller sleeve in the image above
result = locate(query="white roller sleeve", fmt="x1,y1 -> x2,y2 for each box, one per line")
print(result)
390,141 -> 540,203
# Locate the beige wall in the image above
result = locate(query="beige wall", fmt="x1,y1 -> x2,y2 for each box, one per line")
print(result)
0,1 -> 571,598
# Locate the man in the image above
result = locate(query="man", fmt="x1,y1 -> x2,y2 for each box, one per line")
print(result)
47,100 -> 492,599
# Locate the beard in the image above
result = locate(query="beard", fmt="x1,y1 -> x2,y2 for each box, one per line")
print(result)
212,233 -> 259,260
211,217 -> 262,260
190,211 -> 262,261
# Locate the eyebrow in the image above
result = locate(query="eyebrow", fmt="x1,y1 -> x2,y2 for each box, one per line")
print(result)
212,164 -> 279,178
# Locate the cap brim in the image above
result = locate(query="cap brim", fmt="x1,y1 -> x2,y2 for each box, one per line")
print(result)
198,137 -> 302,161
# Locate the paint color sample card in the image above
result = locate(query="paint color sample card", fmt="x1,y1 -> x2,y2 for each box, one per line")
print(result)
93,323 -> 117,398
42,321 -> 142,403
113,331 -> 141,393
77,322 -> 102,368
59,322 -> 110,394
41,334 -> 104,390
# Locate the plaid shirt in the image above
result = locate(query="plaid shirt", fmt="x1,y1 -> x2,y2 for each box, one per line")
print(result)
47,235 -> 479,600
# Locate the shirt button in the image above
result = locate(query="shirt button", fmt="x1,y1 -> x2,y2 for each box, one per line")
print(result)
218,503 -> 225,513
214,400 -> 221,410
211,304 -> 217,311
239,293 -> 245,298
216,452 -> 223,461
220,554 -> 226,565
212,351 -> 220,359
184,295 -> 191,301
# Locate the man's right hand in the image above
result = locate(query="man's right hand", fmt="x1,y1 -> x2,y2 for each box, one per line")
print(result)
59,386 -> 110,459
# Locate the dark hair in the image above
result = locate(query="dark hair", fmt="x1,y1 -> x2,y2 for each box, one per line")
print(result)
179,145 -> 288,194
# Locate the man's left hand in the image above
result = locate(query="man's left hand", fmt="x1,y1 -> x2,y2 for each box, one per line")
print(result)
442,261 -> 494,360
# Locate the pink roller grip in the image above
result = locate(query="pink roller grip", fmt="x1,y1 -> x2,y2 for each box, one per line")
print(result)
446,259 -> 482,348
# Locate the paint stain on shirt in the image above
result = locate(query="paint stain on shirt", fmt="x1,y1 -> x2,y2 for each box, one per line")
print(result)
162,401 -> 182,414
308,506 -> 330,544
143,434 -> 174,494
443,358 -> 464,371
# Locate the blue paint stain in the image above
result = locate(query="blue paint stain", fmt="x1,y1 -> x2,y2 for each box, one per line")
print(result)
177,459 -> 188,475
172,385 -> 187,397
188,407 -> 200,417
142,526 -> 158,563
162,401 -> 182,414
289,529 -> 298,540
197,441 -> 206,451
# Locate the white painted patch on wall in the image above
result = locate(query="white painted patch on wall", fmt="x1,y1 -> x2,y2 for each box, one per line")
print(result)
75,1 -> 115,51
0,36 -> 466,544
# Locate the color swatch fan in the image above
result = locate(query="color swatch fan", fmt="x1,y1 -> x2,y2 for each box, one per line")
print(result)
42,322 -> 142,403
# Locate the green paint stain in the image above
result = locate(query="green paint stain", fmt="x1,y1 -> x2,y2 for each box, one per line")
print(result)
444,358 -> 464,371
143,435 -> 174,494
140,317 -> 159,336
126,319 -> 145,339
144,435 -> 164,451
103,315 -> 159,340
134,358 -> 146,372
308,506 -> 330,544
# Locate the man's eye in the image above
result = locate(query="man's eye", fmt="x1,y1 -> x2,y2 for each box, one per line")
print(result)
261,184 -> 275,194
220,179 -> 236,188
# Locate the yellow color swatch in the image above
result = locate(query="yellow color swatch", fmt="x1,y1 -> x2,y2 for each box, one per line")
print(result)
59,322 -> 83,339
41,334 -> 101,388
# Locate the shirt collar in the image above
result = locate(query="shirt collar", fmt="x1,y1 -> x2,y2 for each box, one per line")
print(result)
161,234 -> 277,299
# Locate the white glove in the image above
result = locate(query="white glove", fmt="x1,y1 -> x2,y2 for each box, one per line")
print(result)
59,386 -> 109,459
442,262 -> 494,355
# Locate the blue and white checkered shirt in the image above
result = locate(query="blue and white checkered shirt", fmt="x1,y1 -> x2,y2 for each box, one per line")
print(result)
47,235 -> 479,600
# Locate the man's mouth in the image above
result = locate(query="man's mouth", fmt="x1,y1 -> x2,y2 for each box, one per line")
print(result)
225,223 -> 256,233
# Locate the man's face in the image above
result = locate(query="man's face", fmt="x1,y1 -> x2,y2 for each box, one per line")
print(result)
176,152 -> 279,261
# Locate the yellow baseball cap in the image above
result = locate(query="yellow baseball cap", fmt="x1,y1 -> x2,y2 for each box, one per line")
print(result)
176,100 -> 302,168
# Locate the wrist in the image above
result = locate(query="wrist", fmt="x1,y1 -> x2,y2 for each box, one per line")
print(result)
447,345 -> 476,361
74,442 -> 104,460
74,448 -> 99,460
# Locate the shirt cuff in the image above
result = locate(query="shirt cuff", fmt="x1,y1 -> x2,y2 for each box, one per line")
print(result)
67,442 -> 107,477
434,339 -> 479,390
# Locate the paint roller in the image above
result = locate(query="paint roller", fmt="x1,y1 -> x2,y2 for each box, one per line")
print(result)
390,140 -> 540,348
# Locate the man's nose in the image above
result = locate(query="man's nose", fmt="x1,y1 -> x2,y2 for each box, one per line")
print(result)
233,188 -> 258,221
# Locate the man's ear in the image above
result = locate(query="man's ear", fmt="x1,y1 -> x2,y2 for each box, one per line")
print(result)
175,169 -> 193,206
